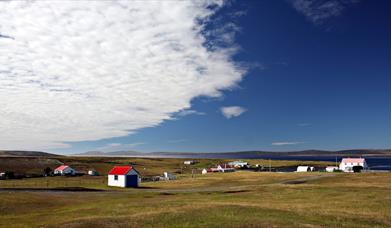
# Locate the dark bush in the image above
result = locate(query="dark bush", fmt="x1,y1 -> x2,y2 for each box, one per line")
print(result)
353,166 -> 363,173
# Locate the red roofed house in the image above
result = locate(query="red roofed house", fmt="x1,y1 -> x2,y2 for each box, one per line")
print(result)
339,158 -> 367,172
108,166 -> 140,188
216,164 -> 235,173
54,165 -> 76,176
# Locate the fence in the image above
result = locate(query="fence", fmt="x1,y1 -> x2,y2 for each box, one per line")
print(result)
0,176 -> 107,189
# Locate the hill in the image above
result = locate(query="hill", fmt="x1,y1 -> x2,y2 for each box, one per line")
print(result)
74,149 -> 391,158
0,150 -> 61,157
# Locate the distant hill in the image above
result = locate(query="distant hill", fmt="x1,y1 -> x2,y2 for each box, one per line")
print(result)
73,150 -> 145,157
73,149 -> 391,158
0,150 -> 61,157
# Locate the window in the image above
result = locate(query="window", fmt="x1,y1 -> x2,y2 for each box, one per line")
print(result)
114,175 -> 118,180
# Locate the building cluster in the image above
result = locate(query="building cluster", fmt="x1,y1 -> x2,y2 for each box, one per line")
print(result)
296,157 -> 368,173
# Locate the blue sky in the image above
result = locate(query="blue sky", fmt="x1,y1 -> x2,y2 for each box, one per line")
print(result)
1,1 -> 390,154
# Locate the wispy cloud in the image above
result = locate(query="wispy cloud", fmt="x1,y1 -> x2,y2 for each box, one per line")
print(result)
167,139 -> 188,144
0,1 -> 245,150
220,106 -> 247,119
288,0 -> 360,25
98,142 -> 144,151
272,141 -> 304,146
176,110 -> 206,117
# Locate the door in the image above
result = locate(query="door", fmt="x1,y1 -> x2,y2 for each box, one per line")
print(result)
126,175 -> 138,187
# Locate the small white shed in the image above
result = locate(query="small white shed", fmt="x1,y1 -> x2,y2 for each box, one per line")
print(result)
54,165 -> 76,176
183,160 -> 195,165
296,166 -> 314,172
108,166 -> 140,188
88,170 -> 99,176
325,166 -> 339,172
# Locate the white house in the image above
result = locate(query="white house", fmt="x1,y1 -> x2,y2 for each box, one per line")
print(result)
201,169 -> 208,175
325,166 -> 339,172
296,166 -> 314,172
228,161 -> 249,168
88,170 -> 99,176
54,165 -> 76,176
217,164 -> 235,172
339,158 -> 367,172
108,166 -> 140,188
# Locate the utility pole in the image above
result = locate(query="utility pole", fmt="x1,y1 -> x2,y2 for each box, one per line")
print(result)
269,159 -> 271,172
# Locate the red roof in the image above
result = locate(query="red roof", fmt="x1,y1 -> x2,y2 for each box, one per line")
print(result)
109,166 -> 133,175
55,165 -> 69,171
341,158 -> 365,164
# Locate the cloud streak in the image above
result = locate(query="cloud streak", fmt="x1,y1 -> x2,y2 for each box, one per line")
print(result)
272,141 -> 304,146
0,1 -> 245,150
220,106 -> 247,119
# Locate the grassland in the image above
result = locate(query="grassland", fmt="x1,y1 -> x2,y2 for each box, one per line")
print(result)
0,157 -> 390,227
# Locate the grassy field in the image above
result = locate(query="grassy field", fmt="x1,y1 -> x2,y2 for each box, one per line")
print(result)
0,170 -> 390,227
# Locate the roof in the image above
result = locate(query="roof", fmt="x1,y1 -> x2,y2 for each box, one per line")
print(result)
55,165 -> 69,171
109,166 -> 134,175
341,158 -> 365,163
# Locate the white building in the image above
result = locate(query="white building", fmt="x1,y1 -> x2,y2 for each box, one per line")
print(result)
201,169 -> 208,175
228,161 -> 249,168
296,166 -> 314,172
108,166 -> 140,188
88,170 -> 99,176
163,172 -> 176,180
54,165 -> 76,176
339,158 -> 367,172
183,160 -> 195,165
325,166 -> 339,172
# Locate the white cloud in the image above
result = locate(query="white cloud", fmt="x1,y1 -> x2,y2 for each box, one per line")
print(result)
272,141 -> 304,146
220,106 -> 247,119
288,0 -> 359,25
0,1 -> 245,150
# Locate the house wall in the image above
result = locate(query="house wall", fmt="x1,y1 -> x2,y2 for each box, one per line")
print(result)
108,174 -> 126,187
296,166 -> 309,172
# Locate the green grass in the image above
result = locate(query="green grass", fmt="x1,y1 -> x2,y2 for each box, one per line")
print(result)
0,171 -> 390,227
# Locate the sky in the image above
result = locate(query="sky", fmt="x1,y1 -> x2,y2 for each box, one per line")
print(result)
0,0 -> 390,154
